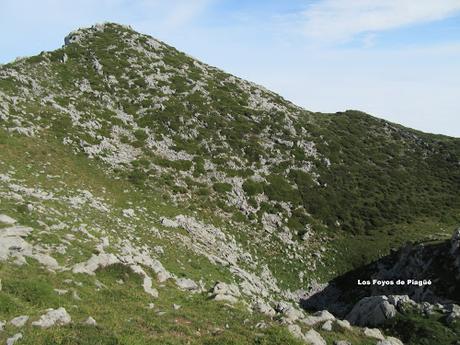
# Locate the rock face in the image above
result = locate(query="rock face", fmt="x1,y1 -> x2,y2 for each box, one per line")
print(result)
347,296 -> 396,326
32,308 -> 71,328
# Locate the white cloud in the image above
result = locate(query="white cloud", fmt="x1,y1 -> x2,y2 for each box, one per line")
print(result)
302,0 -> 460,42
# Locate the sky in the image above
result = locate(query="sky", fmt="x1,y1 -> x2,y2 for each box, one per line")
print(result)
1,0 -> 459,137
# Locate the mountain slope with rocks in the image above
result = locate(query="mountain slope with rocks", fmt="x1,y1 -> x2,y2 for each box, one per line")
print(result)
0,23 -> 459,345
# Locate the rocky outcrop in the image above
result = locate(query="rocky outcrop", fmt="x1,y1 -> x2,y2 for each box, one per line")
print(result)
32,308 -> 71,328
211,282 -> 241,304
347,296 -> 396,326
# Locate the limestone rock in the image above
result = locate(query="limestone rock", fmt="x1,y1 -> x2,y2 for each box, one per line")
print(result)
321,320 -> 333,331
253,300 -> 276,317
6,333 -> 22,345
175,278 -> 199,291
303,329 -> 327,345
10,315 -> 28,327
287,324 -> 303,340
212,282 -> 240,304
377,337 -> 404,345
275,301 -> 304,323
72,253 -> 119,275
363,327 -> 385,340
347,296 -> 396,326
335,319 -> 352,330
160,217 -> 179,228
32,307 -> 71,328
0,214 -> 16,225
84,316 -> 97,326
302,310 -> 335,326
388,295 -> 416,309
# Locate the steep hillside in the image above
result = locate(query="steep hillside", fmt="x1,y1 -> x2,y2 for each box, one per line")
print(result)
0,23 -> 459,345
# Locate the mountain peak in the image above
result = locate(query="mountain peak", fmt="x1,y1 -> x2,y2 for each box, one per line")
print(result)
64,22 -> 135,46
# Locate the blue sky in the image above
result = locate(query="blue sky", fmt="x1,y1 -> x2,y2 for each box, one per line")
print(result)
1,0 -> 460,136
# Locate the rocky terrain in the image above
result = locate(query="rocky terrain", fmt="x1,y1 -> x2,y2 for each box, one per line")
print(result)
0,23 -> 459,345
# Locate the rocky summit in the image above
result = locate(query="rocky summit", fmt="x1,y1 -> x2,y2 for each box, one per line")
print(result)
0,23 -> 459,345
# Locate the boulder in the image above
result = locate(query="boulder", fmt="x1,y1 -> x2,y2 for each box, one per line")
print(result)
303,329 -> 327,345
175,278 -> 199,291
333,341 -> 351,345
321,320 -> 333,331
363,327 -> 385,340
6,333 -> 22,345
335,319 -> 352,330
347,296 -> 396,326
0,214 -> 16,225
84,316 -> 97,326
32,307 -> 71,328
10,315 -> 28,327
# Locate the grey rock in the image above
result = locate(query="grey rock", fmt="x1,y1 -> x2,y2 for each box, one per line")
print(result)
321,320 -> 333,331
347,296 -> 396,326
175,278 -> 199,291
6,333 -> 22,345
363,327 -> 385,340
32,307 -> 71,328
333,341 -> 351,345
303,329 -> 327,345
84,316 -> 97,326
212,282 -> 240,304
335,319 -> 351,330
253,300 -> 276,317
377,337 -> 404,345
10,315 -> 29,327
0,214 -> 16,225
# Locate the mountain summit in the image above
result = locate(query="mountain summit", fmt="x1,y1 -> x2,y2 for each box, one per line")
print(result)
0,23 -> 459,344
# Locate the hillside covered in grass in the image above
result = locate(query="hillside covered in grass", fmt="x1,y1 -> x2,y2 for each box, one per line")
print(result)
0,23 -> 459,345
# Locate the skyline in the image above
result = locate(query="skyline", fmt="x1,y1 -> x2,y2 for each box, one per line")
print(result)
1,0 -> 459,136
